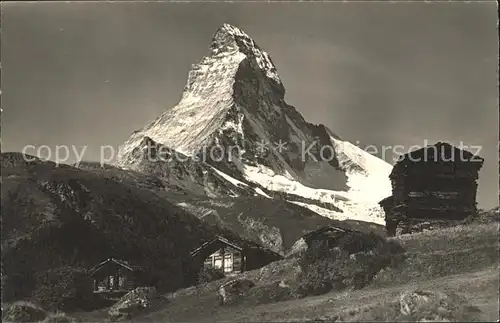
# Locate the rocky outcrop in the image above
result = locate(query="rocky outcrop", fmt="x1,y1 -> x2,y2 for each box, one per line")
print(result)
398,289 -> 482,322
474,206 -> 500,224
108,287 -> 167,321
304,289 -> 483,322
42,313 -> 77,323
2,301 -> 48,323
217,279 -> 255,305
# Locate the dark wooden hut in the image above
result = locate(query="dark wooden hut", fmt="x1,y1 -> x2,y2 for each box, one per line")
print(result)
189,236 -> 282,276
379,142 -> 484,236
301,226 -> 353,250
88,258 -> 146,293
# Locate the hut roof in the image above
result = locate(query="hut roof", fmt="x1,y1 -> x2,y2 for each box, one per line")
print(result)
190,235 -> 281,260
391,142 -> 484,177
88,258 -> 143,276
301,225 -> 353,242
378,195 -> 394,206
190,236 -> 242,257
397,142 -> 483,163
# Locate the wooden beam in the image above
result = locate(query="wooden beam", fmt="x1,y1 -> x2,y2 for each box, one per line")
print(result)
221,247 -> 225,273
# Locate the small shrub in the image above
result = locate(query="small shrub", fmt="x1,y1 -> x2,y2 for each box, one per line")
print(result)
2,270 -> 38,302
242,281 -> 294,305
197,266 -> 225,285
33,266 -> 94,311
108,287 -> 167,322
291,248 -> 351,298
336,231 -> 383,255
291,233 -> 405,298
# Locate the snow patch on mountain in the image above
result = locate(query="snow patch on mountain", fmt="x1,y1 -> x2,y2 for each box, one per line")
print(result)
210,165 -> 248,188
255,187 -> 272,198
289,201 -> 385,225
241,163 -> 346,202
330,136 -> 393,202
239,162 -> 387,223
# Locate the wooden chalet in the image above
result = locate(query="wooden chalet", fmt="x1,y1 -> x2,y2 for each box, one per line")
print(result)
301,226 -> 353,250
190,236 -> 282,276
88,258 -> 146,293
379,142 -> 484,236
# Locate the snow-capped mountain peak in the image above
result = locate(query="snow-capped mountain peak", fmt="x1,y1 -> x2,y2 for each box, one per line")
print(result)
209,23 -> 283,88
116,23 -> 392,225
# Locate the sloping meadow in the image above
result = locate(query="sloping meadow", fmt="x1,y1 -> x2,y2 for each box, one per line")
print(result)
372,223 -> 499,286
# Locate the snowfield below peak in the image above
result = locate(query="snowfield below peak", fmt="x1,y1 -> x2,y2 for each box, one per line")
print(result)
238,158 -> 389,225
330,136 -> 393,202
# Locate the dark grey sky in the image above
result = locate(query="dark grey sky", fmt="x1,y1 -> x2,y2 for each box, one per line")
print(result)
1,2 -> 498,208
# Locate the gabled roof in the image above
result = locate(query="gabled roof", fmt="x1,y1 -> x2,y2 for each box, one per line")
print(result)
395,142 -> 483,165
190,235 -> 243,258
390,142 -> 484,178
302,225 -> 351,241
88,258 -> 142,276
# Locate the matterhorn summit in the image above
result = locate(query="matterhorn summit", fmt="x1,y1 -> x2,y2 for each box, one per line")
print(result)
116,23 -> 392,224
207,23 -> 283,92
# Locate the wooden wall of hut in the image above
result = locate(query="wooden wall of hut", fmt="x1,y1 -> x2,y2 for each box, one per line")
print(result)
383,143 -> 484,236
92,266 -> 137,292
202,245 -> 244,274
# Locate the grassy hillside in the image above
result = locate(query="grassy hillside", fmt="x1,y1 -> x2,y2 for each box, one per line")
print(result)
0,153 -> 276,308
372,223 -> 499,287
73,222 -> 498,322
124,267 -> 497,323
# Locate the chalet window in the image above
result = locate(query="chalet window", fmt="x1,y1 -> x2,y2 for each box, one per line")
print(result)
224,254 -> 233,272
213,255 -> 223,269
119,276 -> 125,289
